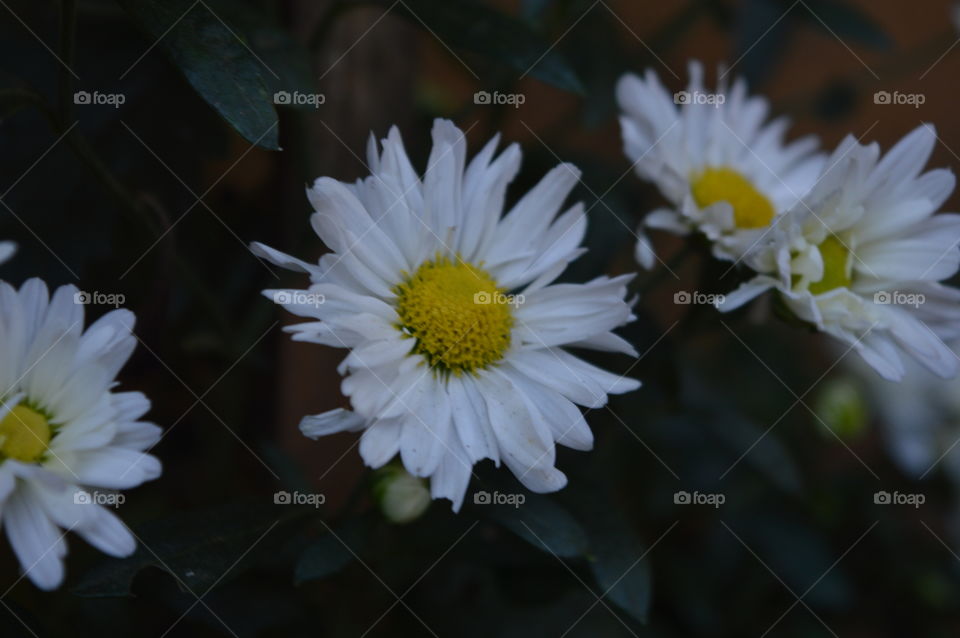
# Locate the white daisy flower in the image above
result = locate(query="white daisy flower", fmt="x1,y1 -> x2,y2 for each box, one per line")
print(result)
616,61 -> 823,261
0,279 -> 162,590
722,125 -> 960,381
252,119 -> 640,511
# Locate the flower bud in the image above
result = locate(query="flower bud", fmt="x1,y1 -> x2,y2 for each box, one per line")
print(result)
815,378 -> 868,440
373,465 -> 431,524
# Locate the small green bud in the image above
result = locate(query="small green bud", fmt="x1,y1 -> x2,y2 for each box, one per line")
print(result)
373,464 -> 431,524
815,378 -> 868,440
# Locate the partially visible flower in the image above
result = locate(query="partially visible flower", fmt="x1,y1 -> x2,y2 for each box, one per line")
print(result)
722,125 -> 960,381
0,280 -> 161,590
253,119 -> 640,512
847,351 -> 960,481
374,465 -> 431,524
617,61 -> 823,262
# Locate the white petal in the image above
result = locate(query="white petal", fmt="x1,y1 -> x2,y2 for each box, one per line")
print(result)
4,486 -> 66,590
479,370 -> 566,493
428,425 -> 473,512
635,230 -> 657,270
300,408 -> 366,438
447,374 -> 499,466
399,377 -> 452,478
506,368 -> 593,451
359,418 -> 402,468
72,447 -> 162,489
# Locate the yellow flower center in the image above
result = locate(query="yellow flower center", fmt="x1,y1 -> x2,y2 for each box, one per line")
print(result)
808,234 -> 852,295
0,405 -> 51,462
690,167 -> 775,229
394,255 -> 513,375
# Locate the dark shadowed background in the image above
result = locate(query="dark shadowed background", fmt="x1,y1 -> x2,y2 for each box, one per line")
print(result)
1,0 -> 959,636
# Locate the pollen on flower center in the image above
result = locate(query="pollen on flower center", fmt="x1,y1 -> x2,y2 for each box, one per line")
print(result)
0,404 -> 52,462
394,255 -> 513,375
808,234 -> 852,295
691,167 -> 775,229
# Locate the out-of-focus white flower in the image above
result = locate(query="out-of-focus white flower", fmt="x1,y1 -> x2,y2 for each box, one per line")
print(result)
722,125 -> 960,381
0,280 -> 162,590
617,61 -> 823,262
252,119 -> 639,512
848,349 -> 960,481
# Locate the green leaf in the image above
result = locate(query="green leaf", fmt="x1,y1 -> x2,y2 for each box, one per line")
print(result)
294,535 -> 354,584
565,484 -> 653,625
734,0 -> 794,86
259,443 -> 313,494
294,518 -> 370,584
201,0 -> 317,100
393,0 -> 583,94
800,0 -> 891,49
484,493 -> 589,558
730,514 -> 854,610
681,371 -> 802,494
584,512 -> 653,625
118,0 -> 280,149
73,503 -> 305,597
705,410 -> 803,494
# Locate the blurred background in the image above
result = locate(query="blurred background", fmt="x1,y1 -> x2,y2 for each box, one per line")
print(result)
2,0 -> 960,635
